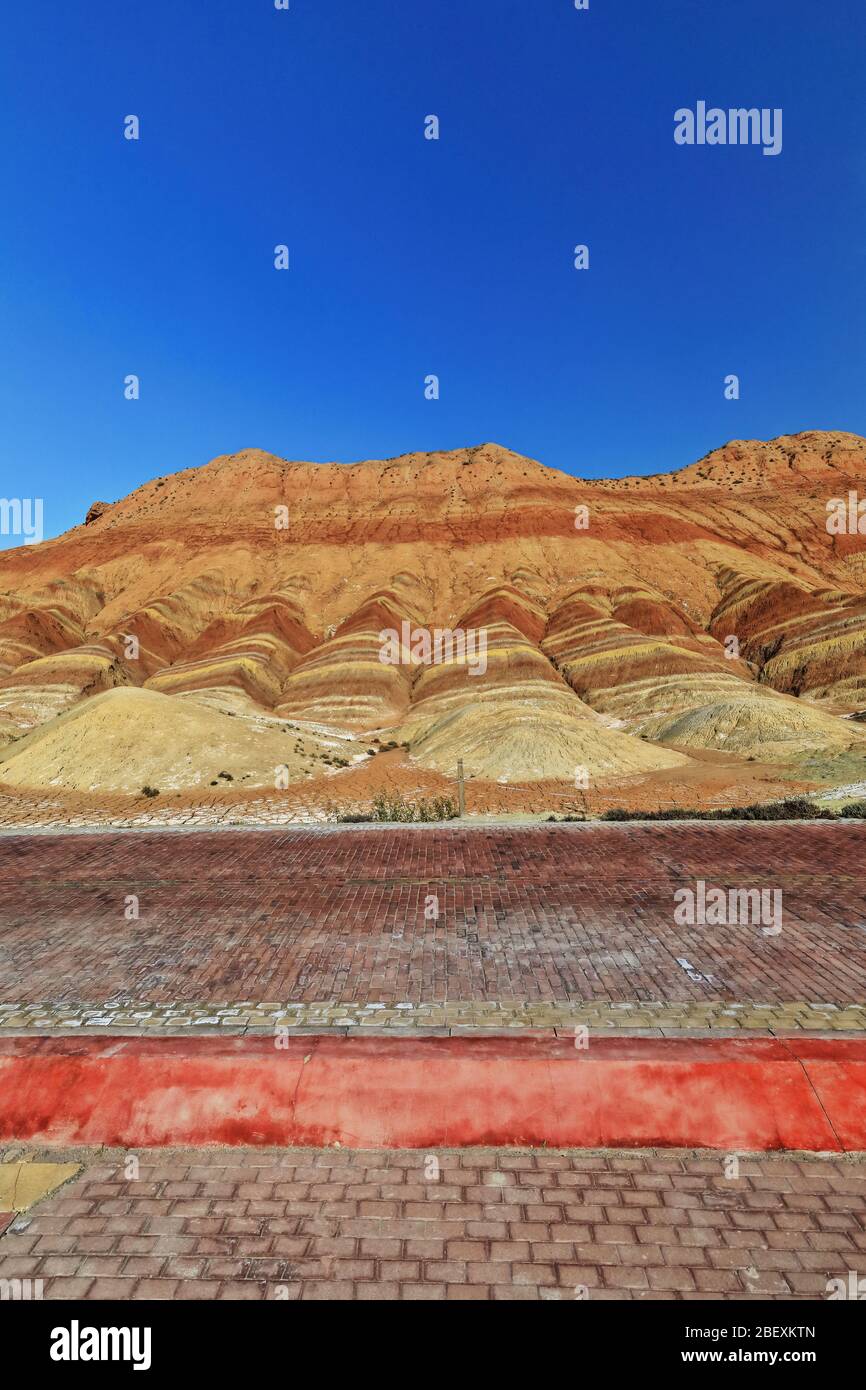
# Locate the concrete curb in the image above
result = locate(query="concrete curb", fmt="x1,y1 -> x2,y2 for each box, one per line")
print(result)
2,1034 -> 865,1152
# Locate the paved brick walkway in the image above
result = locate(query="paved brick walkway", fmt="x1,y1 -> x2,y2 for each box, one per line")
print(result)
1,1147 -> 864,1300
0,823 -> 864,1010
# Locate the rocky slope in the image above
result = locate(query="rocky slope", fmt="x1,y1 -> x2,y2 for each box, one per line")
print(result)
0,430 -> 864,803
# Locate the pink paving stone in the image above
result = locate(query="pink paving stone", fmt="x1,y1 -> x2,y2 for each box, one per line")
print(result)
0,1146 -> 862,1301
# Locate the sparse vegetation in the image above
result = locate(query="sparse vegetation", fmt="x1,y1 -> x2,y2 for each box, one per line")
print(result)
338,792 -> 459,823
140,785 -> 160,798
599,797 -> 838,822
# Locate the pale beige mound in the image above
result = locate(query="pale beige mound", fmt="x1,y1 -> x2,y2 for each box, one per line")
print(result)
639,693 -> 865,758
408,698 -> 690,782
0,686 -> 332,794
588,672 -> 756,725
0,714 -> 20,750
0,685 -> 82,741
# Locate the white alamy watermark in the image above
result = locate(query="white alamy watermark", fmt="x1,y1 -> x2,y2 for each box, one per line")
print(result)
379,621 -> 487,676
674,102 -> 782,157
827,1271 -> 866,1300
674,879 -> 782,936
826,491 -> 866,535
50,1322 -> 151,1370
0,497 -> 43,544
0,1277 -> 44,1300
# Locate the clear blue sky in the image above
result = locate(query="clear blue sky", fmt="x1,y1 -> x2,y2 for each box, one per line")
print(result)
1,0 -> 865,544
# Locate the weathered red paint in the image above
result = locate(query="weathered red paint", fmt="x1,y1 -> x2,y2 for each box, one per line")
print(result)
780,1037 -> 866,1153
1,1034 -> 862,1151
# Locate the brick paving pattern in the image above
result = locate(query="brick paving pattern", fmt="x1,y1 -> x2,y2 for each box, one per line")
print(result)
1,1146 -> 864,1301
0,823 -> 864,1009
3,999 -> 866,1034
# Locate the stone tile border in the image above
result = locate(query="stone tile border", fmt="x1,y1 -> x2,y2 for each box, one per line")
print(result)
1,999 -> 865,1035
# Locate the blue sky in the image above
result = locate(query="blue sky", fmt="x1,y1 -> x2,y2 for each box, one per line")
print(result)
1,0 -> 864,544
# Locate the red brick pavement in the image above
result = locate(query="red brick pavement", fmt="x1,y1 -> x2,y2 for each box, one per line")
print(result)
1,822 -> 865,1008
1,1146 -> 864,1300
0,823 -> 864,1006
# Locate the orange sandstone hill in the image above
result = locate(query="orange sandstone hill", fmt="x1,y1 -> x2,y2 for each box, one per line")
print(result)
0,430 -> 865,813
